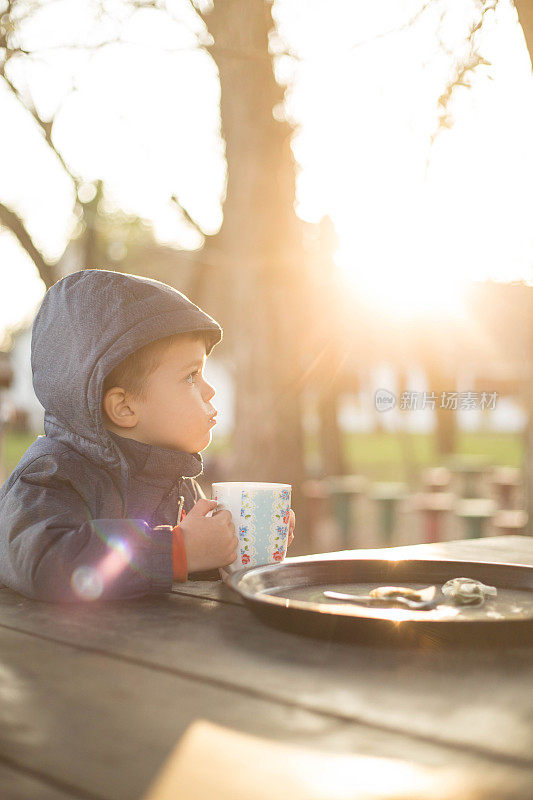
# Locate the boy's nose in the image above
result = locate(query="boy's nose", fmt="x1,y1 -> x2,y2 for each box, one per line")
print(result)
203,380 -> 215,400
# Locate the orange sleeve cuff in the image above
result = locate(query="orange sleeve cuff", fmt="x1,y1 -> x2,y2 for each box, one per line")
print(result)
172,525 -> 188,582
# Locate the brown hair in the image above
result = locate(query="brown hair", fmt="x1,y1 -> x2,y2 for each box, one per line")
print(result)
102,330 -> 210,410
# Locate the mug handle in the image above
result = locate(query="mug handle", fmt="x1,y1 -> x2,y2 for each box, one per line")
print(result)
206,495 -> 222,518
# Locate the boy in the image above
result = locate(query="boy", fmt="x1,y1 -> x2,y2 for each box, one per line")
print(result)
0,269 -> 295,602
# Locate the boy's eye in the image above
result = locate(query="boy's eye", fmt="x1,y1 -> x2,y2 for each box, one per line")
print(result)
186,370 -> 200,384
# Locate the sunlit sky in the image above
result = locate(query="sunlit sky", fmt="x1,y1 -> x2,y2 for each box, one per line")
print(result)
1,0 -> 533,343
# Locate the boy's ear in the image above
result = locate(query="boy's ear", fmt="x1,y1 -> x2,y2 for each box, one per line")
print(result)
102,387 -> 138,429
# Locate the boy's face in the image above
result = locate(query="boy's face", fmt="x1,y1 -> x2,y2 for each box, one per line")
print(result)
104,337 -> 217,453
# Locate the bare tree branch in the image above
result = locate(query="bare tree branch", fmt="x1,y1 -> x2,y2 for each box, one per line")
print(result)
0,68 -> 81,187
433,52 -> 493,137
0,202 -> 57,288
348,0 -> 435,51
0,0 -> 213,291
170,194 -> 208,237
431,0 -> 497,141
186,0 -> 207,24
14,39 -> 203,55
262,0 -> 436,65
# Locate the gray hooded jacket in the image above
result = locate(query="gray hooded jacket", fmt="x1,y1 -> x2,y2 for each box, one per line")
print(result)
0,269 -> 222,602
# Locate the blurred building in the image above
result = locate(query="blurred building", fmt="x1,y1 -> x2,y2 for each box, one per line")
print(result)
5,325 -> 44,432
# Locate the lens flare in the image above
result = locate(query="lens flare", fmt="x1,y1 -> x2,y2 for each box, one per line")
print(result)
71,566 -> 104,600
71,535 -> 135,599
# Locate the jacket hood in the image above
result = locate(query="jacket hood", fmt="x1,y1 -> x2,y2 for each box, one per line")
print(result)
31,268 -> 222,481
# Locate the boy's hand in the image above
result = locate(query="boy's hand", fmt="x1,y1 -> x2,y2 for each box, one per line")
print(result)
287,508 -> 295,548
179,499 -> 239,573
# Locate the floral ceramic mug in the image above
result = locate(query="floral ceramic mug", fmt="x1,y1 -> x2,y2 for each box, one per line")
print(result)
211,482 -> 292,577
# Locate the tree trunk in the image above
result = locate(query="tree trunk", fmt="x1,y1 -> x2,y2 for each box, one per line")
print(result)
317,376 -> 346,478
202,0 -> 309,551
515,0 -> 533,68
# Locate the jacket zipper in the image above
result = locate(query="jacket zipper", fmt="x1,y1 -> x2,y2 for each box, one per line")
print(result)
172,476 -> 184,527
151,476 -> 184,528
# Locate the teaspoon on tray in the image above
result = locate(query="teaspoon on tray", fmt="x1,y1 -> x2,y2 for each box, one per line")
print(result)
322,590 -> 440,611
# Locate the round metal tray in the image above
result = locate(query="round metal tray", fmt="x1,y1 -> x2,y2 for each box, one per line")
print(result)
229,557 -> 533,646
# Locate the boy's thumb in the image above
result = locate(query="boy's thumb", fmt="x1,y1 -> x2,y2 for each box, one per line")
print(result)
190,499 -> 218,517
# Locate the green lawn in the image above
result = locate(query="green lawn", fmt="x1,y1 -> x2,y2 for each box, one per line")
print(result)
1,429 -> 523,483
341,431 -> 523,482
2,431 -> 40,475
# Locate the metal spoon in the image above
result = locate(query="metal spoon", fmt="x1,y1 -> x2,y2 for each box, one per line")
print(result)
323,590 -> 439,610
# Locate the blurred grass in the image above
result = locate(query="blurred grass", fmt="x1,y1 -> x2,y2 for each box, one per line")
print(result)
342,431 -> 523,482
2,431 -> 40,475
1,429 -> 523,483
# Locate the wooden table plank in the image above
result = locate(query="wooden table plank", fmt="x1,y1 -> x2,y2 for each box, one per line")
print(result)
0,536 -> 533,765
0,534 -> 532,794
0,763 -> 89,800
1,625 -> 532,800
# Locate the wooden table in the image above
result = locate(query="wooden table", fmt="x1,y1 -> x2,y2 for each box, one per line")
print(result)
1,536 -> 533,799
